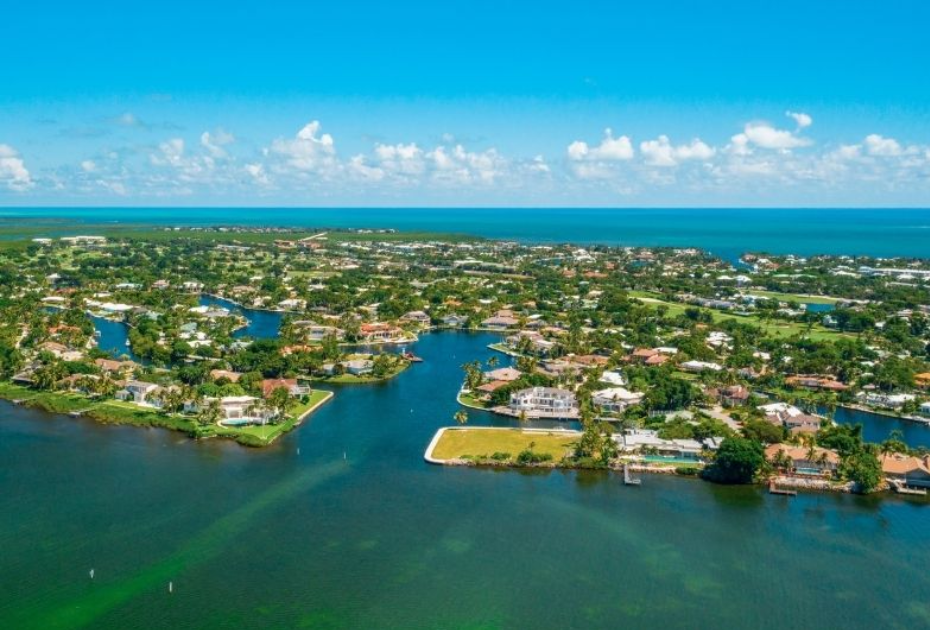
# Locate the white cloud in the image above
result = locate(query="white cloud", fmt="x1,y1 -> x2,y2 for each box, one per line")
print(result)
373,142 -> 425,176
640,135 -> 715,167
80,160 -> 97,172
741,122 -> 812,150
567,128 -> 634,161
201,130 -> 234,159
864,134 -> 903,157
426,145 -> 505,184
786,111 -> 813,129
244,163 -> 270,186
0,144 -> 33,191
270,121 -> 336,171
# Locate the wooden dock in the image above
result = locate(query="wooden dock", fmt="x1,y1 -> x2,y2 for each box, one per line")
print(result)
769,480 -> 797,496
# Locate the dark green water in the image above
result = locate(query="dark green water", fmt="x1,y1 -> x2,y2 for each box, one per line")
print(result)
2,332 -> 929,629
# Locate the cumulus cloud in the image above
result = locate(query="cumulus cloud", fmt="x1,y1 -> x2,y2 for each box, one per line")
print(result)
864,134 -> 903,157
0,144 -> 33,191
786,111 -> 813,129
80,160 -> 97,172
567,128 -> 634,161
270,121 -> 336,171
640,135 -> 715,167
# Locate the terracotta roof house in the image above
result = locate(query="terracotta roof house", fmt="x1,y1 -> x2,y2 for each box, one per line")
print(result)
765,444 -> 840,475
261,378 -> 309,398
880,454 -> 930,488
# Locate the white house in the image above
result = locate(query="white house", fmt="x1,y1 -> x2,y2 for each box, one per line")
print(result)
509,387 -> 578,417
592,387 -> 644,413
115,380 -> 161,405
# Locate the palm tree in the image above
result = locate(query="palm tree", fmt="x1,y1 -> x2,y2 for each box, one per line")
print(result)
487,355 -> 499,369
198,398 -> 223,427
454,410 -> 468,425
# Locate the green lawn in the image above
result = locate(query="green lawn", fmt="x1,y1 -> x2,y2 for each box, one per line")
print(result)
431,428 -> 578,462
632,296 -> 849,341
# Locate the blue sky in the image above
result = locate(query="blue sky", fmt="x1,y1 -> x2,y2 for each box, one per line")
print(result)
1,0 -> 929,206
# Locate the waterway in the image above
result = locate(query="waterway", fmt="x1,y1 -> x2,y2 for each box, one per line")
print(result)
1,331 -> 928,629
198,294 -> 283,339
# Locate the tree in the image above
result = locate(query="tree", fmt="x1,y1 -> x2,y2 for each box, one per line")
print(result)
198,398 -> 223,427
454,409 -> 468,425
268,386 -> 291,422
842,447 -> 882,493
703,437 -> 764,484
741,419 -> 784,445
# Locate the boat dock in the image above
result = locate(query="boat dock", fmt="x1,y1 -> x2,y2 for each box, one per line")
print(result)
623,464 -> 642,486
769,480 -> 797,496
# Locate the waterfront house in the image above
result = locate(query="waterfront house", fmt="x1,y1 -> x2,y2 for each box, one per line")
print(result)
915,372 -> 930,389
879,454 -> 930,488
859,392 -> 916,410
481,315 -> 519,330
616,429 -> 705,460
785,375 -> 848,392
115,380 -> 161,405
188,396 -> 277,424
359,322 -> 404,343
401,310 -> 432,326
764,444 -> 839,475
440,314 -> 469,328
508,387 -> 578,418
345,359 -> 374,375
592,387 -> 644,413
301,324 -> 345,342
261,378 -> 310,398
920,401 -> 930,417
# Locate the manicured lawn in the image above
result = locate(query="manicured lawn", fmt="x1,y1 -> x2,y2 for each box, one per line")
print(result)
632,296 -> 849,341
457,391 -> 491,409
431,428 -> 578,462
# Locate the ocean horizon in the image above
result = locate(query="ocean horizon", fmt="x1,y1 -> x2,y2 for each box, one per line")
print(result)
2,207 -> 929,260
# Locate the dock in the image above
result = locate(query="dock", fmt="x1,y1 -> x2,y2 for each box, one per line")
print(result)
623,464 -> 642,486
769,480 -> 797,496
890,480 -> 928,496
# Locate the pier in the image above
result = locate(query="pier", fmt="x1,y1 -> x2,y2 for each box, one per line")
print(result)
769,480 -> 797,496
623,464 -> 642,486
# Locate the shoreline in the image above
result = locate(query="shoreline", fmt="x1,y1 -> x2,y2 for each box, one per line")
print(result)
423,426 -> 924,500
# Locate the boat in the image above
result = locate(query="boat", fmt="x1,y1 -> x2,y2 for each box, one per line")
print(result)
402,351 -> 423,362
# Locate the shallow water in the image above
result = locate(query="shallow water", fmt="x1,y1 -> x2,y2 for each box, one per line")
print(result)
1,331 -> 928,629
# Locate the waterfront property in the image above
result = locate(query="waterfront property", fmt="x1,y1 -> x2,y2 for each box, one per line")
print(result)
506,387 -> 578,419
592,387 -> 644,413
765,443 -> 840,476
879,453 -> 930,488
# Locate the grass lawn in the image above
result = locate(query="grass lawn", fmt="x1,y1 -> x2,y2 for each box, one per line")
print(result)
431,428 -> 578,462
632,296 -> 849,341
457,391 -> 491,410
216,389 -> 333,446
311,361 -> 410,384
